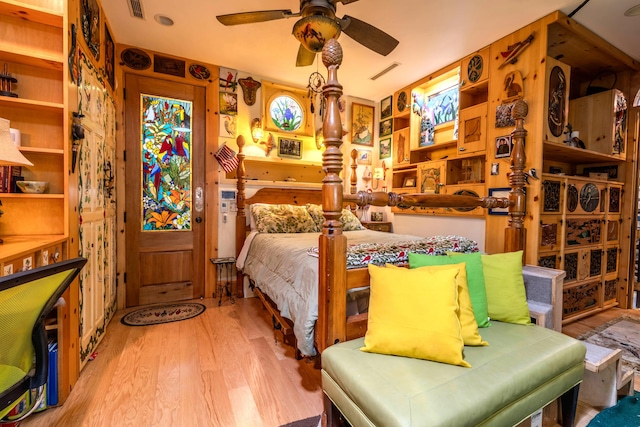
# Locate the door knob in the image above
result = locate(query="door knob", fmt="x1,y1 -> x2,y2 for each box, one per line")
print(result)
195,217 -> 202,223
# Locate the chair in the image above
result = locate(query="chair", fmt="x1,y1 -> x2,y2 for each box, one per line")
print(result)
0,257 -> 87,424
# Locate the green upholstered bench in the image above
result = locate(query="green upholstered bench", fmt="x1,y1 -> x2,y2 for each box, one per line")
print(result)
322,318 -> 586,427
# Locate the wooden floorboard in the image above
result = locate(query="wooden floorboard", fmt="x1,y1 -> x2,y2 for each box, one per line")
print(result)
19,299 -> 639,427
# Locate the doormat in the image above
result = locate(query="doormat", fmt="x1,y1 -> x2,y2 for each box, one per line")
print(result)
121,302 -> 206,326
279,415 -> 321,427
577,314 -> 640,375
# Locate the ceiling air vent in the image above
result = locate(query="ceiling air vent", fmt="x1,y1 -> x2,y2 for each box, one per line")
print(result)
128,0 -> 145,19
370,62 -> 400,81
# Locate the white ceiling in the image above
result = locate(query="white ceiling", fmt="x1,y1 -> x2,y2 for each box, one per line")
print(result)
102,0 -> 640,101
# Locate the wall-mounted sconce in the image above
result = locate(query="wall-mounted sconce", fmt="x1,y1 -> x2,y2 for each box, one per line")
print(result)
251,118 -> 264,143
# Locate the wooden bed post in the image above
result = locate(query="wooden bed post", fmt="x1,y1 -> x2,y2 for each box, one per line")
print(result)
317,39 -> 348,353
505,100 -> 528,254
235,135 -> 247,297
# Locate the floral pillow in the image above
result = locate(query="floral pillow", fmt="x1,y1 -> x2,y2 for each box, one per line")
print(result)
306,204 -> 365,231
250,203 -> 319,233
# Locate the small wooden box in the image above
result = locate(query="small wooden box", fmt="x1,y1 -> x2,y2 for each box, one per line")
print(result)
568,89 -> 627,158
457,102 -> 487,156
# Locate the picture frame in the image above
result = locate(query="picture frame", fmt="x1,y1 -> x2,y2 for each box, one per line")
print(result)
488,187 -> 511,215
277,137 -> 302,159
351,102 -> 375,146
403,176 -> 416,188
357,149 -> 372,165
104,24 -> 115,89
380,96 -> 392,119
379,118 -> 392,137
495,135 -> 512,158
426,85 -> 458,126
379,138 -> 392,160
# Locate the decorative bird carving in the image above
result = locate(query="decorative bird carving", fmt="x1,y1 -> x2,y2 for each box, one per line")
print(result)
261,133 -> 276,156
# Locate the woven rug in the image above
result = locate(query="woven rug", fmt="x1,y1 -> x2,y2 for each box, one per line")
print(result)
587,391 -> 640,426
577,315 -> 640,375
121,302 -> 206,326
279,415 -> 321,427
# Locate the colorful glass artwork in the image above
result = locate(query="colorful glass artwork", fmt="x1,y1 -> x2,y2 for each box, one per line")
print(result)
270,95 -> 303,132
140,94 -> 193,231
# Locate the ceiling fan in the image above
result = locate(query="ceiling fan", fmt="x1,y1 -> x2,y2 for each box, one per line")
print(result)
216,0 -> 399,66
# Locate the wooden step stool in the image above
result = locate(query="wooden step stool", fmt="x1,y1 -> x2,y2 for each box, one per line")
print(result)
579,341 -> 635,409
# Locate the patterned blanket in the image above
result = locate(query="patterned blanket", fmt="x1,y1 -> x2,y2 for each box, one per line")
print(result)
307,235 -> 479,269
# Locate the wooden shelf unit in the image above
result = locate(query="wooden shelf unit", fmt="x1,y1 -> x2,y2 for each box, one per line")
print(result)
0,0 -> 72,406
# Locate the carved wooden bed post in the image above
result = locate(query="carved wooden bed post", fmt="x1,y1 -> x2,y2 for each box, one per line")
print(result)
505,100 -> 528,254
317,39 -> 348,353
235,135 -> 247,297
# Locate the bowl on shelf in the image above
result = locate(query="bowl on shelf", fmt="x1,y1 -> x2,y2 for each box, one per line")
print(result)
16,181 -> 49,194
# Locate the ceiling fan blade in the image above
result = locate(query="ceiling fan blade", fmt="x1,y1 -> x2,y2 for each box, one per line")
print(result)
216,10 -> 294,26
336,0 -> 361,4
296,44 -> 317,67
339,15 -> 399,56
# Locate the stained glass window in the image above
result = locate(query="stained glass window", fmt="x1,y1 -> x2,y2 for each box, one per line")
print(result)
269,94 -> 303,132
140,94 -> 192,231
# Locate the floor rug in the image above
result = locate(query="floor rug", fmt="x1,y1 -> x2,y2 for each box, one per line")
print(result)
279,415 -> 321,427
121,302 -> 206,326
578,315 -> 640,376
587,391 -> 640,426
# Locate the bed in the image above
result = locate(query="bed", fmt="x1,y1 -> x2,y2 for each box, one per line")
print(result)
235,39 -> 527,358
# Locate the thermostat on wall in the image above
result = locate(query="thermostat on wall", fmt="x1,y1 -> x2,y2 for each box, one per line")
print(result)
221,191 -> 235,200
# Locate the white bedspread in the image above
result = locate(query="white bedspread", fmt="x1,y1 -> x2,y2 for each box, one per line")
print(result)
238,229 -> 424,356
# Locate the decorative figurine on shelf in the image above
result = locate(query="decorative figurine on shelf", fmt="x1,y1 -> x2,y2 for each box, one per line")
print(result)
0,64 -> 18,98
72,112 -> 85,173
419,105 -> 435,147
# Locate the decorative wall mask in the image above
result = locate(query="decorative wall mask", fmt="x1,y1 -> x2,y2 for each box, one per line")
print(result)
239,77 -> 261,106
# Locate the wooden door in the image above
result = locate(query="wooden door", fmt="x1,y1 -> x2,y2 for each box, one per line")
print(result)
125,74 -> 205,307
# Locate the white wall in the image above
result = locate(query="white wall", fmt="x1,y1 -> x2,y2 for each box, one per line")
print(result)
391,214 -> 486,252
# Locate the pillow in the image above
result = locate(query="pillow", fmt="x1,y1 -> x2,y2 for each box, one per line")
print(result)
362,264 -> 470,367
250,203 -> 319,233
393,263 -> 487,346
306,204 -> 365,231
481,250 -> 531,325
305,203 -> 325,228
410,252 -> 490,328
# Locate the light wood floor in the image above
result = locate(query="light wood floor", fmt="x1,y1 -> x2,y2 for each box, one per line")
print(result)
22,297 -> 323,427
19,300 -> 639,427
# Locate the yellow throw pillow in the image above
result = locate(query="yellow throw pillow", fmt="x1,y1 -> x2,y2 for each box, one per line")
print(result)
362,264 -> 470,367
391,263 -> 487,346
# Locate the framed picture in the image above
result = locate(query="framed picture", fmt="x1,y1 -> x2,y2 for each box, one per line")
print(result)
351,102 -> 375,146
379,138 -> 392,160
278,137 -> 302,159
403,176 -> 416,187
357,149 -> 372,165
104,24 -> 115,89
495,135 -> 512,158
379,118 -> 392,137
488,187 -> 511,215
426,85 -> 458,126
380,96 -> 392,119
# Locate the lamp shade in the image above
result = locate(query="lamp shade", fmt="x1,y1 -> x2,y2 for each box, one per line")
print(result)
0,118 -> 32,166
293,15 -> 341,53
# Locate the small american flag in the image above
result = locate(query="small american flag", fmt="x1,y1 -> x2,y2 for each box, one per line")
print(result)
214,144 -> 239,173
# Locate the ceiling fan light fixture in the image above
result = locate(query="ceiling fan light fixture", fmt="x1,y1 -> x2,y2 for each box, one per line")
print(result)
624,4 -> 640,16
293,15 -> 341,53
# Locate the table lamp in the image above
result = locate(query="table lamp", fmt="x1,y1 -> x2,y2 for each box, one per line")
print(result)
0,117 -> 34,243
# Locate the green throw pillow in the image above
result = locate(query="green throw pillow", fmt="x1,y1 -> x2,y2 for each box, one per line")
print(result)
481,250 -> 531,325
409,252 -> 490,327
